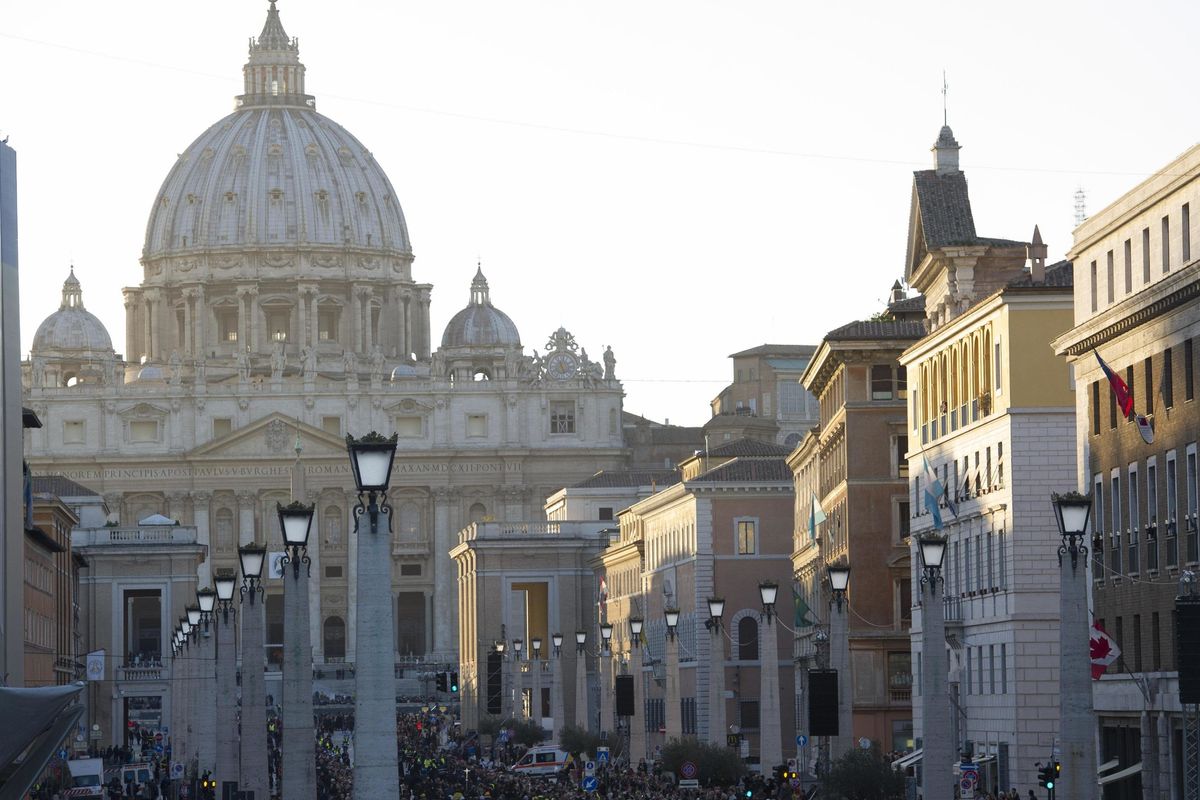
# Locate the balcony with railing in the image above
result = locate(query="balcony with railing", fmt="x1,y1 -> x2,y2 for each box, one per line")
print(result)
73,526 -> 198,548
457,519 -> 612,545
117,662 -> 168,681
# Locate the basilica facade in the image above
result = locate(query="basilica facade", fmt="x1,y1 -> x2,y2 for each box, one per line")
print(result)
23,2 -> 625,664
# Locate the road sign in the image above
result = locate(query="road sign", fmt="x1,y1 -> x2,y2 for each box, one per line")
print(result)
584,760 -> 596,776
679,779 -> 700,789
790,777 -> 801,789
171,762 -> 184,779
582,776 -> 598,792
155,732 -> 164,743
596,747 -> 610,765
679,761 -> 698,780
796,734 -> 808,748
89,729 -> 102,740
859,737 -> 871,750
58,749 -> 67,760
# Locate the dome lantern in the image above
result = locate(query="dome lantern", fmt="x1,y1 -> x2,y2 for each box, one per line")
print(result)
238,1 -> 312,109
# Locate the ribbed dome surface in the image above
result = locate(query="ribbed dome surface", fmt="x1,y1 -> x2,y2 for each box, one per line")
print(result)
32,271 -> 114,355
142,106 -> 411,260
440,268 -> 521,348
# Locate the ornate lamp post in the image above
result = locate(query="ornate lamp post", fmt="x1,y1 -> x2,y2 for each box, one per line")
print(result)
213,569 -> 238,788
494,640 -> 507,723
1052,492 -> 1097,800
512,638 -> 524,719
628,617 -> 645,764
706,597 -> 726,746
574,631 -> 589,729
551,633 -> 565,738
757,581 -> 782,771
182,614 -> 199,771
238,543 -> 269,800
346,431 -> 400,800
599,622 -> 613,738
826,564 -> 852,760
917,533 -> 950,800
278,501 -> 317,800
664,609 -> 682,743
531,637 -> 544,727
195,589 -> 218,777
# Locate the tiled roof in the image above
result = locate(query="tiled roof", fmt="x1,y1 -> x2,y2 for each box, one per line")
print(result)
824,319 -> 927,341
913,170 -> 977,249
707,438 -> 792,457
573,470 -> 681,489
1006,259 -> 1074,288
728,344 -> 816,358
886,294 -> 925,315
32,475 -> 99,497
690,458 -> 792,483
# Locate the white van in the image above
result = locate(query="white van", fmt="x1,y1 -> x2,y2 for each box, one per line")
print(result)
65,758 -> 104,798
510,745 -> 572,776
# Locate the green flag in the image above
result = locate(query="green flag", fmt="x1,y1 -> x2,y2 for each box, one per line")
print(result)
793,588 -> 813,628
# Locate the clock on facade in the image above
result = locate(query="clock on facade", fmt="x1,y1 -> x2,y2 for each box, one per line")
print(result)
546,352 -> 579,381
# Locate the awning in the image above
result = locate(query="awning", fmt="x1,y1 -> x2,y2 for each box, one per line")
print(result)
891,749 -> 922,770
1098,761 -> 1141,786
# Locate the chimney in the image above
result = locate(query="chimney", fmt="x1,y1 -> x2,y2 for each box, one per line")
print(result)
932,125 -> 961,176
890,280 -> 906,304
1027,225 -> 1047,283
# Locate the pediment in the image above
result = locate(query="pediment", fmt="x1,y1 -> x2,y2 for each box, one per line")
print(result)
118,402 -> 170,419
385,397 -> 434,414
191,412 -> 349,459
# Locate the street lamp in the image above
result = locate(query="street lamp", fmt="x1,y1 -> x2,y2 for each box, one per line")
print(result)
187,606 -> 201,629
214,570 -> 237,623
213,568 -> 239,786
629,617 -> 643,645
551,633 -> 566,736
827,564 -> 850,610
237,543 -> 269,800
575,631 -> 587,653
552,633 -> 564,657
917,531 -> 950,800
1052,492 -> 1097,800
532,637 -> 543,659
663,608 -> 682,741
574,631 -> 588,729
277,501 -> 315,578
758,581 -> 778,622
197,588 -> 216,628
600,622 -> 613,653
628,617 -> 646,764
826,562 -> 852,762
345,431 -> 400,800
706,597 -> 727,747
757,581 -> 783,769
1052,492 -> 1092,571
664,608 -> 680,640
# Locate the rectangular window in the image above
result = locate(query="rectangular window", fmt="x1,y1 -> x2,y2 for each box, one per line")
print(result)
1127,367 -> 1135,423
1146,357 -> 1155,416
897,366 -> 908,399
212,418 -> 232,439
1001,642 -> 1008,693
1164,215 -> 1172,272
1167,451 -> 1179,567
1094,474 -> 1106,579
976,533 -> 984,591
1106,250 -> 1115,303
1143,227 -> 1152,283
1109,377 -> 1118,429
736,519 -> 757,555
1148,459 -> 1160,572
986,528 -> 994,589
399,563 -> 422,577
986,447 -> 993,492
1111,471 -> 1122,575
129,420 -> 159,443
739,700 -> 760,730
1186,339 -> 1195,401
995,339 -> 1003,392
395,415 -> 423,437
998,528 -> 1007,589
1165,347 -> 1175,408
62,420 -> 85,444
1152,612 -> 1162,670
1092,381 -> 1101,435
1124,238 -> 1133,293
963,536 -> 972,595
549,402 -> 576,435
965,647 -> 972,694
1115,617 -> 1124,672
599,507 -> 613,521
1128,464 -> 1140,574
898,501 -> 911,540
871,365 -> 893,400
321,415 -> 341,436
1187,445 -> 1198,563
895,435 -> 908,478
1090,260 -> 1098,312
997,442 -> 1004,488
324,565 -> 343,579
989,644 -> 996,694
466,414 -> 487,437
1134,613 -> 1144,672
1184,203 -> 1191,262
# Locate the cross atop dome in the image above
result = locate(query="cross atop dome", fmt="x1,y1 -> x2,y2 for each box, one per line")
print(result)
470,264 -> 493,307
61,267 -> 84,310
239,0 -> 312,109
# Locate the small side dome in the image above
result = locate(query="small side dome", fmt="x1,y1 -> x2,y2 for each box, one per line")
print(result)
136,363 -> 165,382
31,269 -> 115,355
390,364 -> 419,381
440,266 -> 521,349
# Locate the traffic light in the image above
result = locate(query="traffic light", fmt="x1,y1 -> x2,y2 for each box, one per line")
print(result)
1037,762 -> 1056,790
436,671 -> 448,692
450,670 -> 459,693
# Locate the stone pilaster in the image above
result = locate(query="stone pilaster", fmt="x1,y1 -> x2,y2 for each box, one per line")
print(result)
919,581 -> 952,800
237,491 -> 256,547
707,626 -> 726,746
282,559 -> 317,800
239,594 -> 270,800
665,634 -> 682,742
628,647 -> 646,764
758,613 -> 783,771
215,608 -> 238,789
574,647 -> 589,730
1058,556 -> 1096,800
829,602 -> 852,760
195,626 -> 217,777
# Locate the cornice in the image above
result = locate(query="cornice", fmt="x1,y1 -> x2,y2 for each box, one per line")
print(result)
1054,268 -> 1200,358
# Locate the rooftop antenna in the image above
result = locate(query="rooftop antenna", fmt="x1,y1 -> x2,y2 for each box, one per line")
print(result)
1074,186 -> 1088,227
942,70 -> 948,126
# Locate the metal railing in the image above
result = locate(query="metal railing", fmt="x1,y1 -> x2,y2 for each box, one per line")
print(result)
73,526 -> 197,546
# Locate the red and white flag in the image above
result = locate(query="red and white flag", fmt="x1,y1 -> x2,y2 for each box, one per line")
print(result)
1090,622 -> 1121,679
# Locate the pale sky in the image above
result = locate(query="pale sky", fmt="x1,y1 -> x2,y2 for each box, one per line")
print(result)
3,0 -> 1198,427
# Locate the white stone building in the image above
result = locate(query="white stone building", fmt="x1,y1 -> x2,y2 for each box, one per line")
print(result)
22,2 -> 626,684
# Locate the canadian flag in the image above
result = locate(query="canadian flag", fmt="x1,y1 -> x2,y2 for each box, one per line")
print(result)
1090,622 -> 1121,679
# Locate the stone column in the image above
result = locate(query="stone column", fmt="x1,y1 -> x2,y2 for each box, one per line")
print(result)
919,578 -> 951,800
707,625 -> 726,747
599,649 -> 612,738
361,288 -> 374,355
350,285 -> 363,354
551,648 -> 565,740
307,490 -> 323,663
628,646 -> 646,765
142,294 -> 153,362
310,292 -> 320,350
215,606 -> 238,791
574,646 -> 589,729
239,594 -> 270,800
432,488 -> 457,657
297,286 -> 309,349
195,285 -> 206,356
531,650 -> 544,728
346,493 -> 358,663
509,648 -> 523,721
248,288 -> 261,354
282,556 -> 317,800
400,292 -> 411,361
829,600 -> 852,760
182,290 -> 193,355
664,633 -> 682,743
195,625 -> 218,776
352,498 -> 400,800
1058,553 -> 1096,800
759,612 -> 783,772
237,493 -> 256,547
419,290 -> 432,360
237,289 -> 250,355
193,492 -> 212,585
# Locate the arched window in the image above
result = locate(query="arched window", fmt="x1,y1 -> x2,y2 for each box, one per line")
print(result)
323,506 -> 343,548
469,503 -> 487,524
323,616 -> 346,660
738,616 -> 759,661
398,502 -> 421,540
215,508 -> 234,552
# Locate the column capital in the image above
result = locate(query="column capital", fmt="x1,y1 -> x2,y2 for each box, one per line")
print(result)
191,490 -> 213,504
236,490 -> 258,509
